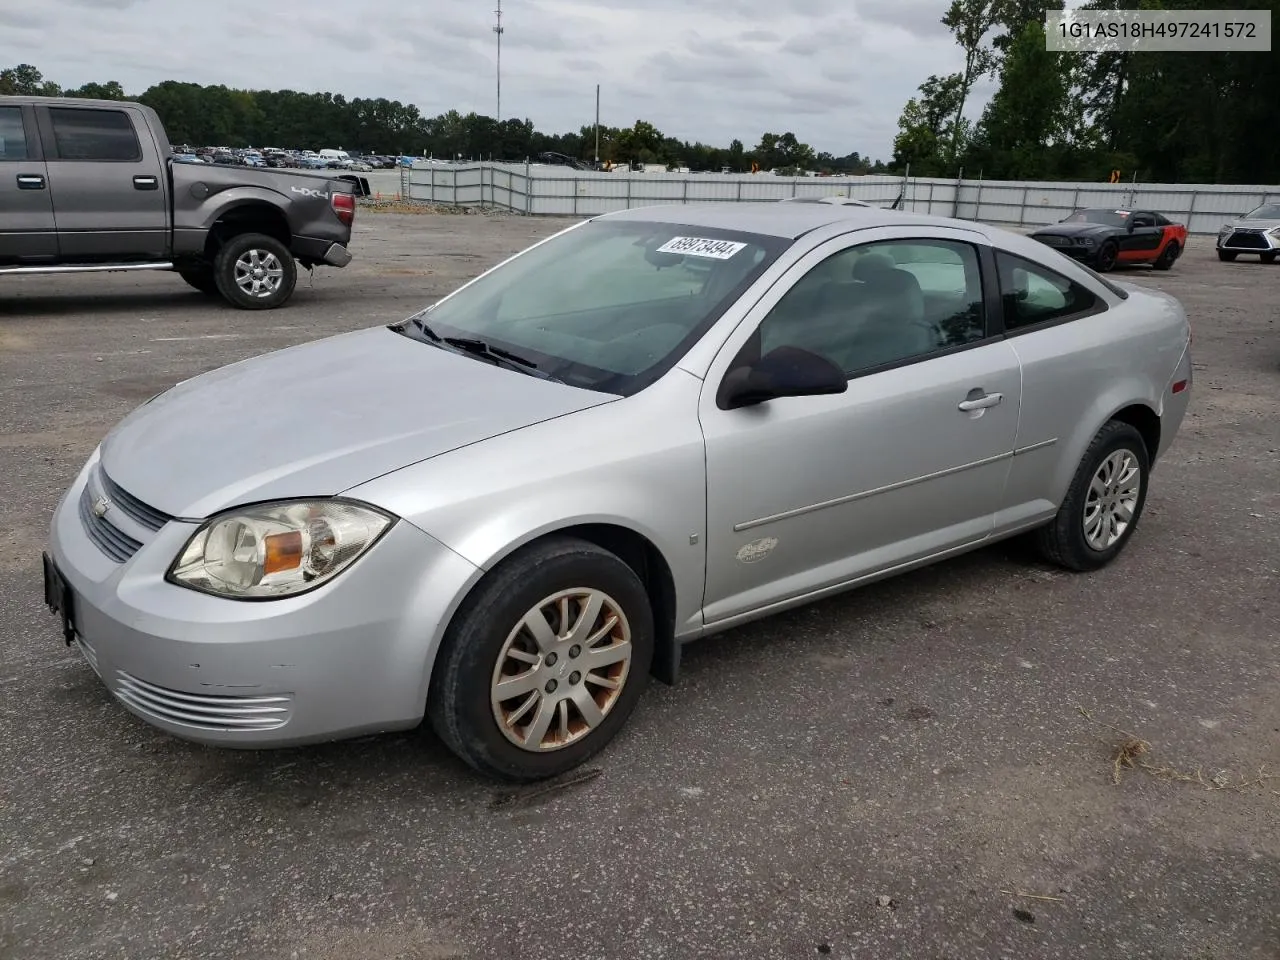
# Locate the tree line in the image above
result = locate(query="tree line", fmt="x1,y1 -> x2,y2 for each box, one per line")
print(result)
892,0 -> 1279,184
0,64 -> 888,176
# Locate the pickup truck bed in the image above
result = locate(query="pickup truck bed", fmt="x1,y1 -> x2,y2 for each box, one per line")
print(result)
1,96 -> 368,309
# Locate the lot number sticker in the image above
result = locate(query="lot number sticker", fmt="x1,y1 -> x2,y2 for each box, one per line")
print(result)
656,237 -> 747,260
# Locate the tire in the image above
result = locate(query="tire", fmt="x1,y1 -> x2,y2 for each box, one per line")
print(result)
1033,420 -> 1151,573
1152,241 -> 1179,271
1094,241 -> 1119,272
1218,249 -> 1237,262
213,233 -> 297,310
1261,251 -> 1277,264
427,537 -> 655,782
178,266 -> 219,295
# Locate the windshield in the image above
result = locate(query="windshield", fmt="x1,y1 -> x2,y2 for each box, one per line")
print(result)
1063,208 -> 1132,227
1243,203 -> 1280,220
399,219 -> 787,395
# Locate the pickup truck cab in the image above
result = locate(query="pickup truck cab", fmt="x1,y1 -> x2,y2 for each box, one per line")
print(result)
0,96 -> 368,309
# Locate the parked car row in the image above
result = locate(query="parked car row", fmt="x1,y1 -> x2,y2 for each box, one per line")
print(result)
1028,202 -> 1280,272
172,144 -> 406,172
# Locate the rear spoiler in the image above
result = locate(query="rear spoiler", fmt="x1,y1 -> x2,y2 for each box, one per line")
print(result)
336,174 -> 372,198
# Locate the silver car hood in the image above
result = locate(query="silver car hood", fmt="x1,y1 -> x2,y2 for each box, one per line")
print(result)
1226,218 -> 1280,229
99,327 -> 614,519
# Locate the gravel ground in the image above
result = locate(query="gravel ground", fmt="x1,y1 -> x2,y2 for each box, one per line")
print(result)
1,210 -> 1277,960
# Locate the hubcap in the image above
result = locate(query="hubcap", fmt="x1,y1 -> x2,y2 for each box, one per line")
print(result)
233,249 -> 285,298
490,589 -> 632,752
1083,449 -> 1141,551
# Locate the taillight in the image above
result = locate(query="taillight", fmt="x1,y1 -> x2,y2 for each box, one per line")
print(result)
331,192 -> 355,226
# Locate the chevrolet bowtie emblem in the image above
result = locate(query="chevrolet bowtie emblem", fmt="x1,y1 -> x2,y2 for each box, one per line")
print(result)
92,496 -> 111,518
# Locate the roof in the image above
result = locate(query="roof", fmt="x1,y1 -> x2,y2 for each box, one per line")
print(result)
596,202 -> 994,241
0,95 -> 146,109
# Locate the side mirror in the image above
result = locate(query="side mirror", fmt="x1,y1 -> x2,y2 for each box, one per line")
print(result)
718,345 -> 848,410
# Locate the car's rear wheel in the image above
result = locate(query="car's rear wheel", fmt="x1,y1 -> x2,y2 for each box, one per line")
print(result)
213,233 -> 297,310
1218,249 -> 1237,261
1094,241 -> 1119,272
178,265 -> 219,295
1153,241 -> 1179,271
1033,420 -> 1150,572
427,537 -> 654,782
1261,251 -> 1277,264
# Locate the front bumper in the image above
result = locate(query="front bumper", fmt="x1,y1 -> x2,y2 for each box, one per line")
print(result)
45,453 -> 481,748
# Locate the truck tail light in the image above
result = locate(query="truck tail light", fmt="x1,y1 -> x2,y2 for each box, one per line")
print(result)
331,192 -> 355,227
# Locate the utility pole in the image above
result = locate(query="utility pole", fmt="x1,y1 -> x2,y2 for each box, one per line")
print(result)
493,0 -> 504,122
595,84 -> 600,163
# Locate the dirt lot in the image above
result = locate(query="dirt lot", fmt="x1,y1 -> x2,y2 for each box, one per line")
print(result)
1,210 -> 1277,960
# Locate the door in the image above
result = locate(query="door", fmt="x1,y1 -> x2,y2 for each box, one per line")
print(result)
0,104 -> 57,263
699,232 -> 1022,625
37,104 -> 168,260
1119,210 -> 1162,260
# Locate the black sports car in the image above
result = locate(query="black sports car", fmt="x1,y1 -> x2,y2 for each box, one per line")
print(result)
1029,208 -> 1188,272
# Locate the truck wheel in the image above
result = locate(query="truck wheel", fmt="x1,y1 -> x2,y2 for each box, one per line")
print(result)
178,266 -> 219,296
214,233 -> 297,310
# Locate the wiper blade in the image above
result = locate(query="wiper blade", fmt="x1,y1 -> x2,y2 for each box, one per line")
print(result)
441,336 -> 564,383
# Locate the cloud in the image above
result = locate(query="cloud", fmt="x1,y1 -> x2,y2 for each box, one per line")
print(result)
15,0 -> 983,159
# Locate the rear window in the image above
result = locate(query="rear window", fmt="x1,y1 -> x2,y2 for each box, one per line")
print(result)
49,107 -> 143,162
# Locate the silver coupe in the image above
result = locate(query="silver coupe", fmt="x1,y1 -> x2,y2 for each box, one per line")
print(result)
43,203 -> 1193,782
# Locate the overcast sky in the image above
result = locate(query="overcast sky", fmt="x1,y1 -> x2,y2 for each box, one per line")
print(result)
4,0 -> 996,160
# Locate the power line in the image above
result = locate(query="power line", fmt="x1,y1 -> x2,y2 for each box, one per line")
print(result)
493,0 -> 505,122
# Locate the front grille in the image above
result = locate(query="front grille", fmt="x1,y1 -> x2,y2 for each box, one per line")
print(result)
1225,230 -> 1269,249
1036,235 -> 1070,247
114,671 -> 293,731
100,469 -> 171,531
79,485 -> 142,562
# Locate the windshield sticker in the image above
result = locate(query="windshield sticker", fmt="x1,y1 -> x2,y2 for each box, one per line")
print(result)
656,237 -> 747,260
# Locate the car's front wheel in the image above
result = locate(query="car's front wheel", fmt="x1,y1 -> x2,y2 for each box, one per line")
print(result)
1261,251 -> 1277,264
1095,241 -> 1119,272
428,537 -> 655,782
1034,420 -> 1150,572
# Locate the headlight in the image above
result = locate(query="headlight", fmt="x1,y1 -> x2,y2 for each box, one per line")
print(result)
1219,223 -> 1233,235
168,499 -> 395,599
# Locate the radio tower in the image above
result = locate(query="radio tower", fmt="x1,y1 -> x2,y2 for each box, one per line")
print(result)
493,0 -> 505,122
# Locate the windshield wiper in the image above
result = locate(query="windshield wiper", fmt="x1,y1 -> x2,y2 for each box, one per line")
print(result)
399,316 -> 563,383
442,337 -> 563,382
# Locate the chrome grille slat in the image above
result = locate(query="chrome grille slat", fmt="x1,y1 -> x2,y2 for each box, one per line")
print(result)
78,485 -> 141,562
99,469 -> 171,532
113,671 -> 292,731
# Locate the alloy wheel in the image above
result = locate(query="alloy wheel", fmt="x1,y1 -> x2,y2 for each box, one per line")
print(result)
1083,449 -> 1142,551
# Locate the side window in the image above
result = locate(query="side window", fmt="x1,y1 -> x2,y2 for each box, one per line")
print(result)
756,238 -> 986,377
0,107 -> 29,161
48,108 -> 142,162
995,251 -> 1100,331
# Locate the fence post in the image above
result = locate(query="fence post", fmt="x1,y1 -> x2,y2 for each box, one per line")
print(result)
683,177 -> 689,205
626,176 -> 632,209
401,162 -> 410,201
974,171 -> 983,222
952,168 -> 963,219
429,165 -> 435,203
573,175 -> 579,216
1020,185 -> 1030,227
1071,186 -> 1080,212
927,180 -> 935,215
525,161 -> 532,215
736,180 -> 742,202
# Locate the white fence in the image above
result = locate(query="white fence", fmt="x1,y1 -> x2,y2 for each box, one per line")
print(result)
400,162 -> 1280,236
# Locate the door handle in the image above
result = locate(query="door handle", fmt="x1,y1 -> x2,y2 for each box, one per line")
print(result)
958,391 -> 1003,412
133,175 -> 159,190
16,174 -> 46,190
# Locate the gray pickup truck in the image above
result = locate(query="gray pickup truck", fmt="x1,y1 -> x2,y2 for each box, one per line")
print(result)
1,96 -> 368,309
